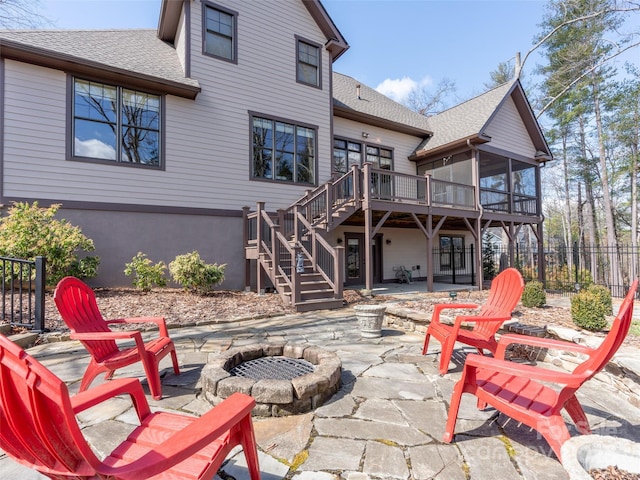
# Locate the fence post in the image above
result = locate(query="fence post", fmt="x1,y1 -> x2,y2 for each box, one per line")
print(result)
34,256 -> 46,332
470,244 -> 475,286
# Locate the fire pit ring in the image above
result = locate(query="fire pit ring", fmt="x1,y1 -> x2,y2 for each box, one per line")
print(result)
200,343 -> 341,417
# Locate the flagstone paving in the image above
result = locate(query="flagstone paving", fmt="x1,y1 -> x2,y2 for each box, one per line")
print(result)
2,305 -> 639,479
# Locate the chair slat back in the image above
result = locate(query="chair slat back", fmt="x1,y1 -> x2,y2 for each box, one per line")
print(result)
475,268 -> 525,338
573,280 -> 637,379
54,277 -> 119,362
0,334 -> 98,478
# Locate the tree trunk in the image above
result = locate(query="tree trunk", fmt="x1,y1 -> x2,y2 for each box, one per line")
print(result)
591,72 -> 623,289
561,130 -> 573,270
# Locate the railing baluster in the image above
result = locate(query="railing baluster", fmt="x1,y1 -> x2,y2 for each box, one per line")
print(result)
0,256 -> 46,331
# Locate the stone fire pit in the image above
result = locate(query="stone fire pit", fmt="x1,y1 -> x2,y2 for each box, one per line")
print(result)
200,343 -> 341,416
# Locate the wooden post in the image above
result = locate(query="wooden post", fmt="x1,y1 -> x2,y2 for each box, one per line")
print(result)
256,202 -> 266,294
242,206 -> 251,291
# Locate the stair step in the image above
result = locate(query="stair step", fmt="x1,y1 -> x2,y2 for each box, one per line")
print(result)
293,298 -> 344,312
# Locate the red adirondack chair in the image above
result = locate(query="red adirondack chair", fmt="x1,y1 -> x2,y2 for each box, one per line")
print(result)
443,279 -> 638,461
0,333 -> 261,480
54,276 -> 180,400
422,267 -> 525,374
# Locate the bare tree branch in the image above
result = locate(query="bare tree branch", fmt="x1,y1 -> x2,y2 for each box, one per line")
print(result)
0,0 -> 51,29
536,39 -> 640,117
518,2 -> 640,78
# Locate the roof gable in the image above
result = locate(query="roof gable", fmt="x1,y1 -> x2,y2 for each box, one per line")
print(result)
413,80 -> 551,160
158,0 -> 349,60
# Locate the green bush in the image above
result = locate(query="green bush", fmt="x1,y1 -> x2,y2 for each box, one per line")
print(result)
585,284 -> 612,316
571,290 -> 608,331
0,201 -> 99,285
521,280 -> 546,308
169,251 -> 225,294
124,252 -> 167,292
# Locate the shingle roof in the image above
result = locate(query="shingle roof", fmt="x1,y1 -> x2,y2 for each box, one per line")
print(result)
332,72 -> 432,136
414,81 -> 515,154
0,29 -> 200,93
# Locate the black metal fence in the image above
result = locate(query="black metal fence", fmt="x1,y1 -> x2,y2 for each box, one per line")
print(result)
483,242 -> 639,298
432,245 -> 477,286
1,256 -> 46,331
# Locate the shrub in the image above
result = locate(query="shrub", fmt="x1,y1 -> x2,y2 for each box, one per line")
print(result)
571,290 -> 608,331
0,201 -> 99,285
169,251 -> 225,293
585,284 -> 612,316
521,280 -> 546,308
124,252 -> 167,292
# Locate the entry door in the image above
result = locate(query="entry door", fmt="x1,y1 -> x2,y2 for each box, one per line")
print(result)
345,233 -> 365,286
344,233 -> 382,286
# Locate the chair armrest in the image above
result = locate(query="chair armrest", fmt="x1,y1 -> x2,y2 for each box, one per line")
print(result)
432,303 -> 479,323
70,331 -> 140,341
71,378 -> 151,420
464,353 -> 586,387
100,393 -> 256,478
454,315 -> 512,325
107,317 -> 169,336
495,333 -> 595,360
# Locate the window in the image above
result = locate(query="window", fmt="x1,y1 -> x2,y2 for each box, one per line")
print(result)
203,2 -> 236,62
333,139 -> 362,174
440,235 -> 465,270
252,115 -> 316,184
72,78 -> 161,167
366,146 -> 393,170
297,38 -> 321,87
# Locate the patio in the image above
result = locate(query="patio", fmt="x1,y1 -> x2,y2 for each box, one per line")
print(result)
2,296 -> 640,480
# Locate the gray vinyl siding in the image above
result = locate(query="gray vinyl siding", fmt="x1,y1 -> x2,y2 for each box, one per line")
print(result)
3,61 -> 67,197
484,97 -> 535,159
333,117 -> 423,176
2,0 -> 333,212
183,0 -> 333,210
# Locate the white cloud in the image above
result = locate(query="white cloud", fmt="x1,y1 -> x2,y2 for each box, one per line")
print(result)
74,137 -> 116,160
375,76 -> 435,104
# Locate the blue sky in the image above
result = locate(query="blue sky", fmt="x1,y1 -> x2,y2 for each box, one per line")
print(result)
36,0 -> 636,108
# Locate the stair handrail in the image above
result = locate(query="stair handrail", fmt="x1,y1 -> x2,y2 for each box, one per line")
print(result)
256,207 -> 302,304
294,208 -> 344,298
290,166 -> 360,229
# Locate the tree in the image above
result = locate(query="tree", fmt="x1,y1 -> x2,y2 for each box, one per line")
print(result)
0,0 -> 50,29
404,78 -> 457,116
485,60 -> 516,89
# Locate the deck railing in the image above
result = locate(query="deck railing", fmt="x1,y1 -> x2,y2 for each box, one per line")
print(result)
365,165 -> 477,209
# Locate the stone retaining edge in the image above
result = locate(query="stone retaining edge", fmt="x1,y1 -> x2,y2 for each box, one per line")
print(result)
383,304 -> 640,409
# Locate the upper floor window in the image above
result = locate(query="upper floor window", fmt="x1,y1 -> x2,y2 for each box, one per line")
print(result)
296,37 -> 321,88
203,2 -> 237,62
72,78 -> 161,167
252,114 -> 316,185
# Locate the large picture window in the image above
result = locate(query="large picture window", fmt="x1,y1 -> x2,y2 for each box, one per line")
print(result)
203,2 -> 236,62
72,78 -> 161,167
252,115 -> 316,185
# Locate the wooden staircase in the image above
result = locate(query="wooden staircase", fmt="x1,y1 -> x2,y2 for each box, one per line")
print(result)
244,168 -> 361,312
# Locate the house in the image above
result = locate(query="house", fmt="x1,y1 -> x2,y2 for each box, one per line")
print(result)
0,0 -> 551,311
